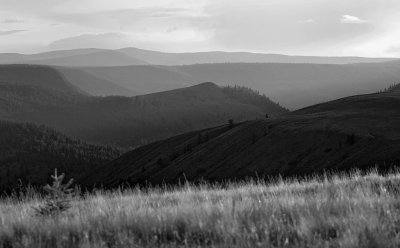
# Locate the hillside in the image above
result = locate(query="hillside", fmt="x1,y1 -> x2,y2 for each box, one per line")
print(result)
80,65 -> 194,94
0,47 -> 396,67
56,67 -> 138,96
0,121 -> 120,193
0,64 -> 81,93
0,69 -> 286,147
14,83 -> 287,147
0,65 -> 89,115
76,62 -> 400,109
82,90 -> 400,188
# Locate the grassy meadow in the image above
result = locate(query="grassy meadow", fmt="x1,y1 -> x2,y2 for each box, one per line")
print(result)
1,170 -> 400,247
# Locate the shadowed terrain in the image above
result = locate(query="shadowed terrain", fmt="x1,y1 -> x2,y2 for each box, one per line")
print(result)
82,89 -> 400,188
0,121 -> 120,193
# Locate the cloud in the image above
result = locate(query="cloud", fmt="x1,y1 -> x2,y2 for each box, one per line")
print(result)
0,30 -> 26,36
2,18 -> 25,23
0,0 -> 399,56
298,19 -> 314,24
340,15 -> 368,24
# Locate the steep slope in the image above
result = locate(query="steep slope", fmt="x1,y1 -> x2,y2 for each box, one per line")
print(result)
0,80 -> 287,147
83,90 -> 400,188
0,120 -> 120,193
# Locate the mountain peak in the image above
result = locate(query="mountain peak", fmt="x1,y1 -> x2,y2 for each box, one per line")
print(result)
193,82 -> 218,88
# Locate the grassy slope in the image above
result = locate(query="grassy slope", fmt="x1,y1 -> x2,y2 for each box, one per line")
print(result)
84,90 -> 400,188
1,171 -> 400,247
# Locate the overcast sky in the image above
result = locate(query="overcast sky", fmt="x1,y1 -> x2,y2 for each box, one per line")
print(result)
0,0 -> 400,56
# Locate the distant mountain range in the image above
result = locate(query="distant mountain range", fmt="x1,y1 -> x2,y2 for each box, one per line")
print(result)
83,89 -> 400,188
1,48 -> 400,109
0,47 -> 397,67
0,65 -> 287,147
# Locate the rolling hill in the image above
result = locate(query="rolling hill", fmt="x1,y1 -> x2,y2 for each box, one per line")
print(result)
0,120 -> 120,193
0,65 -> 90,116
0,66 -> 287,147
56,66 -> 138,96
7,83 -> 286,147
76,62 -> 400,109
0,64 -> 81,93
0,47 -> 396,67
79,65 -> 194,94
81,89 -> 400,188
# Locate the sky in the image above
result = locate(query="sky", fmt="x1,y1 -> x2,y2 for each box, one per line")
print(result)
0,0 -> 400,57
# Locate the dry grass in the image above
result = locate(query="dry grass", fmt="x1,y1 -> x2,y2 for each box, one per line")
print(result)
1,170 -> 400,247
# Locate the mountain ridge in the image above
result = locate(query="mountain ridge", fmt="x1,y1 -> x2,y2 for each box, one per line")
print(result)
0,47 -> 396,67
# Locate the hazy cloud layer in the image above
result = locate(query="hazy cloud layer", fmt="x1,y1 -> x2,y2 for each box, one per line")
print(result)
0,30 -> 26,36
0,0 -> 399,56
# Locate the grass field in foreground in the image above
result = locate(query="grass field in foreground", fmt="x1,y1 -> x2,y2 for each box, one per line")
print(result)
1,170 -> 400,247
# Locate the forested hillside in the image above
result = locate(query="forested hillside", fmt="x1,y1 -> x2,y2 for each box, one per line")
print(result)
0,77 -> 287,147
0,121 -> 120,193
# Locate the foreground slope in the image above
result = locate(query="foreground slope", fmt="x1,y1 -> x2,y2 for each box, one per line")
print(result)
2,172 -> 400,247
84,90 -> 400,187
0,121 -> 120,192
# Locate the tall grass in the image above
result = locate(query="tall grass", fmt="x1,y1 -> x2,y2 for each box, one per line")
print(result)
1,170 -> 400,247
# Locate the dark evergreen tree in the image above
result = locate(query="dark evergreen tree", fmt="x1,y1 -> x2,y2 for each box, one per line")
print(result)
33,169 -> 74,216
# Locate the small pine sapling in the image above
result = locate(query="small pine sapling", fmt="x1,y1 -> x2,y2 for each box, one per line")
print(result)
34,169 -> 74,216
